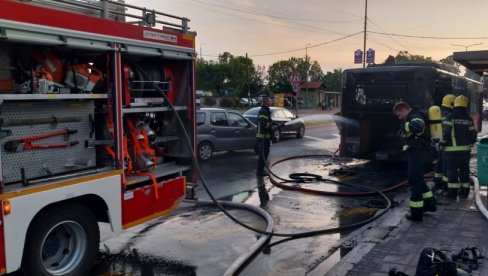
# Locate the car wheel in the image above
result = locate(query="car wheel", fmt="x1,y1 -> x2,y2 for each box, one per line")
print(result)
198,142 -> 213,161
296,125 -> 305,139
22,203 -> 99,276
272,128 -> 281,143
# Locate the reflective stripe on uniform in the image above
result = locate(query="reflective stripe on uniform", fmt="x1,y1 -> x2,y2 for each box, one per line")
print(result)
460,182 -> 470,188
444,145 -> 471,151
447,182 -> 460,189
411,118 -> 425,136
422,190 -> 434,199
410,200 -> 424,208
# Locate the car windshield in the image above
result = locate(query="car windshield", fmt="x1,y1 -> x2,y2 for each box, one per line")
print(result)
244,108 -> 260,116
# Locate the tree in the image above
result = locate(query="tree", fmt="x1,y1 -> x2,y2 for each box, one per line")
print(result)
389,51 -> 433,64
323,69 -> 343,92
267,56 -> 324,93
196,52 -> 265,97
439,55 -> 460,75
381,52 -> 461,75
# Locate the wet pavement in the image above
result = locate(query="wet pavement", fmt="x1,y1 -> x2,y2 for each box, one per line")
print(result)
91,108 -> 488,276
96,156 -> 407,275
95,109 -> 412,276
326,121 -> 488,276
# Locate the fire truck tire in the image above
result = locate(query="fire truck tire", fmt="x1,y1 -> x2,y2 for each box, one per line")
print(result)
22,203 -> 99,276
198,141 -> 213,161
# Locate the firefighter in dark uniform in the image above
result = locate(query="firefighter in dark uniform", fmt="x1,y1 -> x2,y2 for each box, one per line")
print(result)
434,94 -> 455,193
442,95 -> 477,198
393,101 -> 437,222
256,96 -> 273,176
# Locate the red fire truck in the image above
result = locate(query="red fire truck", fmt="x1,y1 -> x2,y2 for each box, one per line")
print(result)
0,0 -> 197,274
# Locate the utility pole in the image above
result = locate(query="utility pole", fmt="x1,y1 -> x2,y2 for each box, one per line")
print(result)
363,0 -> 367,68
199,43 -> 205,58
246,52 -> 251,107
305,43 -> 310,108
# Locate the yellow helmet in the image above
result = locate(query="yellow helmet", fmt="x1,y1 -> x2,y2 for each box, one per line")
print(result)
441,94 -> 456,108
454,95 -> 469,108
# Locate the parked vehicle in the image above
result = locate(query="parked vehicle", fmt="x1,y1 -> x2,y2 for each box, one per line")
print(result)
240,98 -> 260,107
339,64 -> 483,160
0,1 -> 196,274
243,107 -> 305,142
197,108 -> 257,160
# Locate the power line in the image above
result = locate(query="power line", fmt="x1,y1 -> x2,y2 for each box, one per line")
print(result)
187,0 -> 353,35
214,0 -> 361,23
203,29 -> 487,62
368,31 -> 488,40
306,0 -> 362,18
250,31 -> 363,57
367,18 -> 409,51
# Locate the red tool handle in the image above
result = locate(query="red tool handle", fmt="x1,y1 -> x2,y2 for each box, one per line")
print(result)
22,129 -> 77,143
24,141 -> 79,150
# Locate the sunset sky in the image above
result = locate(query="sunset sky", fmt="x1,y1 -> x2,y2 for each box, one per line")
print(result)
127,0 -> 488,73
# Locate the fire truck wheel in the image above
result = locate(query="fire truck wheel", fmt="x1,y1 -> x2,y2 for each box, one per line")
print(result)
272,128 -> 281,143
198,141 -> 213,161
296,125 -> 305,139
22,203 -> 99,276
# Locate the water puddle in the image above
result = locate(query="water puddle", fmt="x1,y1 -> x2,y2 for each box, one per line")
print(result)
92,251 -> 197,275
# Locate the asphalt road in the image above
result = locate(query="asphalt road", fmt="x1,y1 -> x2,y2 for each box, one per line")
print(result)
195,122 -> 340,201
95,118 -> 409,275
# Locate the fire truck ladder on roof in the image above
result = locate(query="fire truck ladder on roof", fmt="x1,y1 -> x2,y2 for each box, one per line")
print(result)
22,0 -> 191,33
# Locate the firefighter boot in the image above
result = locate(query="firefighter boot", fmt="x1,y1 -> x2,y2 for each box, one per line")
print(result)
458,187 -> 470,198
423,196 -> 437,213
447,188 -> 458,199
434,177 -> 444,192
406,207 -> 423,222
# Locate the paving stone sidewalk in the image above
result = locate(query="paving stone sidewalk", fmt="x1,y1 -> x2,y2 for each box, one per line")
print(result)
326,191 -> 488,276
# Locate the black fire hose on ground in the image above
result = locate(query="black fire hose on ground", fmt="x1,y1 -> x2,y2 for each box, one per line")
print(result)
266,153 -> 434,197
153,84 -> 394,273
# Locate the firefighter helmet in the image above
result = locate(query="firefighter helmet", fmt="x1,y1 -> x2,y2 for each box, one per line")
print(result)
441,94 -> 456,108
454,95 -> 469,108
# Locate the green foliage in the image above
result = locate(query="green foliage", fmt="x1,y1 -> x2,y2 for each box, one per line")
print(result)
394,51 -> 433,64
196,52 -> 265,98
196,50 -> 468,100
203,96 -> 216,107
439,55 -> 461,75
267,56 -> 324,93
323,69 -> 343,92
382,52 -> 461,75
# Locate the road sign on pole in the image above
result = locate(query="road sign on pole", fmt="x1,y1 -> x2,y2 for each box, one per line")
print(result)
290,71 -> 302,93
354,49 -> 363,64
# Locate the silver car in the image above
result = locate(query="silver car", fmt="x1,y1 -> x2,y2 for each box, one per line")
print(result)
197,108 -> 257,161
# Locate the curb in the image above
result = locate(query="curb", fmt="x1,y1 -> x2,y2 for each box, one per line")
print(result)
320,200 -> 410,276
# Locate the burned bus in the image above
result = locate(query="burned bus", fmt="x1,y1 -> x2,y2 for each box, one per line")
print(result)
338,64 -> 483,161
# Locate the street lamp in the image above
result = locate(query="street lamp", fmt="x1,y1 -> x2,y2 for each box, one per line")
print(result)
451,42 -> 484,52
305,43 -> 310,109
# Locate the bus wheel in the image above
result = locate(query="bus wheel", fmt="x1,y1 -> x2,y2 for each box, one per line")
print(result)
22,203 -> 99,276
